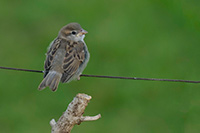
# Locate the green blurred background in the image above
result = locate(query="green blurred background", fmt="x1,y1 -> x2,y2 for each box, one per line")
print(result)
0,0 -> 200,132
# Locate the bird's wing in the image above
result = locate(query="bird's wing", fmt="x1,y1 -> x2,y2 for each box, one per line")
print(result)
61,41 -> 85,83
43,38 -> 61,78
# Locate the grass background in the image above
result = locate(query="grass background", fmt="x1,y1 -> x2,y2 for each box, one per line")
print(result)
0,0 -> 200,132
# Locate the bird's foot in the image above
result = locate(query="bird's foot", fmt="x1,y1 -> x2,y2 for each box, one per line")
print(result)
77,76 -> 80,81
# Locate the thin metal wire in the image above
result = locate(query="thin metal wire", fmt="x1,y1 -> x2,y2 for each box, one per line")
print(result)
81,74 -> 200,83
0,66 -> 43,73
0,66 -> 200,83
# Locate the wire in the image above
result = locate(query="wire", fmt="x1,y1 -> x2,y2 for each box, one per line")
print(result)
0,66 -> 43,73
0,66 -> 200,83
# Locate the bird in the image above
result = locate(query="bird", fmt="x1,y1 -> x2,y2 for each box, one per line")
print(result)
38,23 -> 90,91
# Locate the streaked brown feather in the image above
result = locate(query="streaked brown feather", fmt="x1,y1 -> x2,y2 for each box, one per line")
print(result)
44,38 -> 61,78
61,41 -> 85,83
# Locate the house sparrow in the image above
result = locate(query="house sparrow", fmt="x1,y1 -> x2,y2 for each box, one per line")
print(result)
38,23 -> 90,91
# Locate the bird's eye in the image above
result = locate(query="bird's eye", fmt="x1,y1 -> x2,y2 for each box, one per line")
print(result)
71,31 -> 76,35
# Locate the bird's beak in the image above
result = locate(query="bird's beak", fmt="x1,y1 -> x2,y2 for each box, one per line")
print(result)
77,29 -> 88,36
81,29 -> 88,34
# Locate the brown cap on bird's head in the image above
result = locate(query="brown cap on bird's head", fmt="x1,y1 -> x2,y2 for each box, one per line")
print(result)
63,23 -> 82,31
58,23 -> 88,38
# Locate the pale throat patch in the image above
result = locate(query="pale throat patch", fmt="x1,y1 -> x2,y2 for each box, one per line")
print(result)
75,34 -> 85,42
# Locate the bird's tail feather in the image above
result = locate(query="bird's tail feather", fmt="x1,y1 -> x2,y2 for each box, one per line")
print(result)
38,71 -> 62,91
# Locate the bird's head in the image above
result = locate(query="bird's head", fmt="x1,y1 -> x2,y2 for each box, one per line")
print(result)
58,23 -> 88,41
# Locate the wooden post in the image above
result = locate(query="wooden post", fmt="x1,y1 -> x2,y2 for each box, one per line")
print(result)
50,93 -> 101,133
